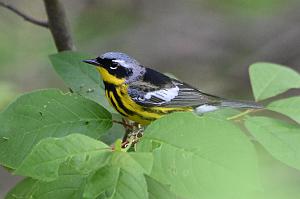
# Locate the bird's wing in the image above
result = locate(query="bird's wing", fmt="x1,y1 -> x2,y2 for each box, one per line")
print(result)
128,69 -> 221,107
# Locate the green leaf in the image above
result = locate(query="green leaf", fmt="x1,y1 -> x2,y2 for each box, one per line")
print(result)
84,152 -> 151,199
114,139 -> 123,152
15,134 -> 111,181
33,174 -> 86,199
0,89 -> 112,169
8,166 -> 146,199
245,117 -> 300,170
145,176 -> 176,199
5,178 -> 38,199
254,142 -> 300,199
49,51 -> 114,112
5,172 -> 86,199
137,112 -> 261,199
100,113 -> 125,145
84,165 -> 120,199
267,96 -> 300,124
249,63 -> 300,101
128,152 -> 153,175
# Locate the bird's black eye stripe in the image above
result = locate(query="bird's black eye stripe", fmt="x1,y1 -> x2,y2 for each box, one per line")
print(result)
95,57 -> 134,79
96,58 -> 133,78
96,57 -> 103,63
96,58 -> 118,70
96,57 -> 111,66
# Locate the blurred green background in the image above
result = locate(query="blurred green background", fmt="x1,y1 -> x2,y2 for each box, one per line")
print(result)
1,0 -> 300,198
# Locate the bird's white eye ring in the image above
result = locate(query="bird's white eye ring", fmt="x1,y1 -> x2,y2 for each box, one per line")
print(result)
110,66 -> 118,70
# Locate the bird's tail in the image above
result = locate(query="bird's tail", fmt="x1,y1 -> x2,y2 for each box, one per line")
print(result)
220,99 -> 263,109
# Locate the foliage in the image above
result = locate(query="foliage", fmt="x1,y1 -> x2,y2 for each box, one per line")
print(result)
1,52 -> 300,199
137,113 -> 260,199
49,52 -> 112,112
0,89 -> 112,169
249,62 -> 300,101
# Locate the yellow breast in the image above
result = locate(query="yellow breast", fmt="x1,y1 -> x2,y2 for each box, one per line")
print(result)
96,67 -> 192,124
105,84 -> 192,125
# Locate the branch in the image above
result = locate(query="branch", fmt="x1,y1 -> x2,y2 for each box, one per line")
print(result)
43,0 -> 75,51
0,1 -> 49,28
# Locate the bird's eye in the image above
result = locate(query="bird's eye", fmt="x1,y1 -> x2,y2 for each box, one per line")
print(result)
110,66 -> 118,70
110,62 -> 119,70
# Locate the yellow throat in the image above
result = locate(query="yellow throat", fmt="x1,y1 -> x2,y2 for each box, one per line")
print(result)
96,67 -> 125,85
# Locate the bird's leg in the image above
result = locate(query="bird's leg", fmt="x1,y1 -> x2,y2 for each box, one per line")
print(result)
121,118 -> 133,144
128,126 -> 144,144
112,118 -> 145,150
121,123 -> 144,150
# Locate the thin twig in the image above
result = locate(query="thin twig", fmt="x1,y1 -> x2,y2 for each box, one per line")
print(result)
0,1 -> 49,28
112,120 -> 134,129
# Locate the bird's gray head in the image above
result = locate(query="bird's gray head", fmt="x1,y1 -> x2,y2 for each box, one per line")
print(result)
83,52 -> 145,84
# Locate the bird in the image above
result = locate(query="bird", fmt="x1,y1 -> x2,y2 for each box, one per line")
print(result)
83,52 -> 262,125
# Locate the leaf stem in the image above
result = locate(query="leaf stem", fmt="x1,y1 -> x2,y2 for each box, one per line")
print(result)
227,109 -> 253,121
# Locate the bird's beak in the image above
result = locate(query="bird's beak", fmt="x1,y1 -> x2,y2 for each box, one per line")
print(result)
82,58 -> 100,66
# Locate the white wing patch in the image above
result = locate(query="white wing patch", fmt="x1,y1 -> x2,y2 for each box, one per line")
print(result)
144,86 -> 179,103
195,104 -> 218,114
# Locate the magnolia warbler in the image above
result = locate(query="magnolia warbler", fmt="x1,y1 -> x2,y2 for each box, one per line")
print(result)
83,52 -> 262,125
